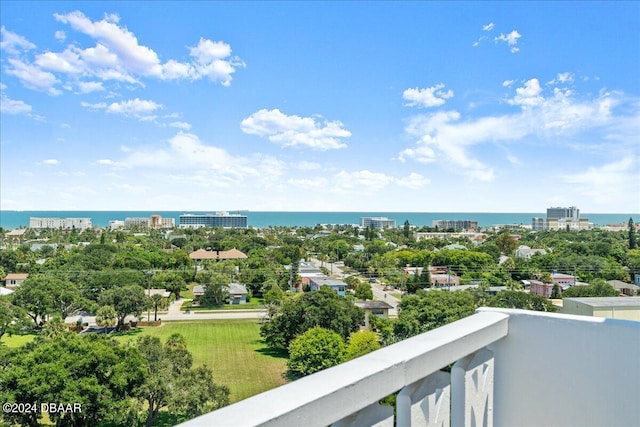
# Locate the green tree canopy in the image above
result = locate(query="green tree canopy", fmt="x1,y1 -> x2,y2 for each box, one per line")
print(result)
287,327 -> 345,377
95,305 -> 118,332
135,334 -> 227,427
152,270 -> 187,300
0,330 -> 146,427
11,275 -> 88,326
0,298 -> 29,339
343,330 -> 381,361
394,290 -> 477,340
487,290 -> 557,312
561,280 -> 619,298
354,283 -> 374,300
261,287 -> 364,350
196,270 -> 229,306
99,285 -> 147,329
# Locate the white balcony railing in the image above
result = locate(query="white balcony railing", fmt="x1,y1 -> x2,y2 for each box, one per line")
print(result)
178,308 -> 640,427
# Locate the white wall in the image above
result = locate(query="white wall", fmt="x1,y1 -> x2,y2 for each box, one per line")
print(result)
481,308 -> 640,427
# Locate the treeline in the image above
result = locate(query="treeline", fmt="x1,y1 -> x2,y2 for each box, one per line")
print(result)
0,321 -> 228,427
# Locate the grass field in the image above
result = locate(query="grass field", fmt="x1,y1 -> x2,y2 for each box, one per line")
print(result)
114,320 -> 288,402
1,334 -> 36,347
2,320 -> 288,404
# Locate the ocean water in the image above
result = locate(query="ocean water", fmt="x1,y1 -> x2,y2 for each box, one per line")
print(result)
1,211 -> 638,230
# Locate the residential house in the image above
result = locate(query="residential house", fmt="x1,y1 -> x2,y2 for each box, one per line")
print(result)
529,280 -> 554,297
607,280 -> 639,297
4,273 -> 28,289
354,300 -> 394,329
515,245 -> 547,259
228,283 -> 248,304
552,272 -> 576,287
430,273 -> 460,287
309,277 -> 347,296
192,283 -> 248,304
145,288 -> 172,298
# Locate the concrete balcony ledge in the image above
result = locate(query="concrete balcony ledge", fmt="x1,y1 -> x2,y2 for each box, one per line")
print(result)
178,309 -> 640,427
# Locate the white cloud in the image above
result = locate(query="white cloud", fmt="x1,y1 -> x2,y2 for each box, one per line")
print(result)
495,30 -> 522,53
43,159 -> 59,165
241,109 -> 351,150
119,132 -> 257,181
3,12 -> 244,101
106,98 -> 162,115
334,170 -> 394,193
400,77 -> 637,183
0,94 -> 32,115
81,101 -> 107,109
483,22 -> 495,31
54,11 -> 163,76
5,58 -> 61,95
49,11 -> 243,86
403,84 -> 454,108
548,72 -> 575,85
187,38 -> 245,86
81,98 -> 162,120
506,154 -> 522,165
511,78 -> 543,107
77,81 -> 105,93
502,80 -> 514,88
295,161 -> 321,171
561,157 -> 639,205
396,172 -> 430,189
169,121 -> 192,130
0,26 -> 35,54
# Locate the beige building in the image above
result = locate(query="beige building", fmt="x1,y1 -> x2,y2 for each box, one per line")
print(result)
561,297 -> 640,321
354,300 -> 394,329
4,273 -> 28,289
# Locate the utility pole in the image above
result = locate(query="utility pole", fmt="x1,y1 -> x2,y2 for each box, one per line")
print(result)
144,270 -> 152,321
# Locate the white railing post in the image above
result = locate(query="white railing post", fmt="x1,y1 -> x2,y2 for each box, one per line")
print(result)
451,348 -> 494,427
397,370 -> 451,427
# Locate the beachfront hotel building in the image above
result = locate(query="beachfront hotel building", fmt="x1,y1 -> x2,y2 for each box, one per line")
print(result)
432,219 -> 478,231
360,216 -> 396,230
532,206 -> 590,231
124,215 -> 175,229
29,217 -> 92,230
179,212 -> 248,229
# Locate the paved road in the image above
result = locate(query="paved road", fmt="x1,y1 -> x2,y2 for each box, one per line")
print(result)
66,298 -> 267,326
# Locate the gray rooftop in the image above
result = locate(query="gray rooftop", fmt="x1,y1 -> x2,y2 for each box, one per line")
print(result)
354,301 -> 394,310
564,297 -> 640,308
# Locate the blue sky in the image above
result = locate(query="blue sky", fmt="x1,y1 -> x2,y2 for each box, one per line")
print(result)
1,1 -> 639,213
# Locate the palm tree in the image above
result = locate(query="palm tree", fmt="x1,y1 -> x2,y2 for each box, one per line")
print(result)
95,305 -> 117,333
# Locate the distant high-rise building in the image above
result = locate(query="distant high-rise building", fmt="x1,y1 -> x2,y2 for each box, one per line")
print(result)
547,206 -> 580,220
179,212 -> 248,228
532,206 -> 589,231
360,217 -> 396,229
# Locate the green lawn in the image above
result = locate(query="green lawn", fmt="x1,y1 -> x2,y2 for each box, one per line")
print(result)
1,334 -> 36,347
114,320 -> 287,402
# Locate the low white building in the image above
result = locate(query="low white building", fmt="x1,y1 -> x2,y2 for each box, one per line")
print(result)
561,297 -> 640,321
515,245 -> 547,259
29,217 -> 92,230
